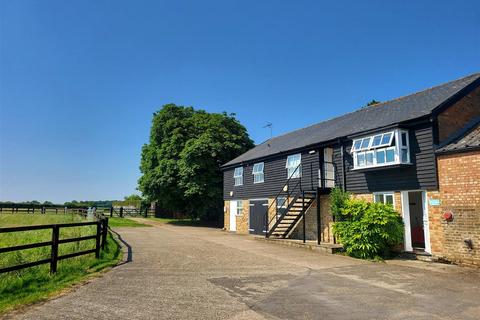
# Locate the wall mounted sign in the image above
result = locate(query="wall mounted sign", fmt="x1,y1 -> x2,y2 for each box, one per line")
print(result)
429,198 -> 441,206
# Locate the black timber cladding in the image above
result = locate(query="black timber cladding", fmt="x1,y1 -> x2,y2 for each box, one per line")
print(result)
343,123 -> 438,193
223,73 -> 480,168
224,122 -> 437,199
224,149 -> 321,200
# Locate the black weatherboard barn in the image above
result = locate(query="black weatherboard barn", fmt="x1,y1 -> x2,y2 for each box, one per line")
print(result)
221,73 -> 480,256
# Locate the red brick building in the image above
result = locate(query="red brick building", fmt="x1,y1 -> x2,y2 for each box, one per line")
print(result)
432,125 -> 480,265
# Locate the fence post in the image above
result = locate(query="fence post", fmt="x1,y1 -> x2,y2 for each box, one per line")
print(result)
95,222 -> 101,258
50,225 -> 59,273
101,218 -> 108,249
110,207 -> 113,217
144,208 -> 148,218
120,207 -> 123,218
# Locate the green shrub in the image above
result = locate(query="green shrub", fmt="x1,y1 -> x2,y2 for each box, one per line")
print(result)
329,187 -> 350,221
332,199 -> 404,260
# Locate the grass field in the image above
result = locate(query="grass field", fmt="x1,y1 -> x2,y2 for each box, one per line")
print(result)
0,213 -> 122,314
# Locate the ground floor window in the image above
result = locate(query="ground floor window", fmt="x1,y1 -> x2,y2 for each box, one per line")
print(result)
236,200 -> 243,215
373,192 -> 395,208
276,197 -> 287,216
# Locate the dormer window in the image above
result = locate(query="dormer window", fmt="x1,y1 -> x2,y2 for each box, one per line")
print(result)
351,129 -> 410,170
233,167 -> 243,186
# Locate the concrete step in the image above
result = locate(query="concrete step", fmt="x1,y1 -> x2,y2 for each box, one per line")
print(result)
255,237 -> 343,254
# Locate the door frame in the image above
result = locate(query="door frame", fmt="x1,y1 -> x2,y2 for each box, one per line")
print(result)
229,200 -> 237,232
400,190 -> 431,253
248,199 -> 268,234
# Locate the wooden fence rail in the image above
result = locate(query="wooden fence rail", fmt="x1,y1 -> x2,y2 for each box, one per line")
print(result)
0,218 -> 109,274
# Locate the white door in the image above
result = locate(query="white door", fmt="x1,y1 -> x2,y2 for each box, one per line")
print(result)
400,191 -> 431,253
229,200 -> 237,231
323,148 -> 335,188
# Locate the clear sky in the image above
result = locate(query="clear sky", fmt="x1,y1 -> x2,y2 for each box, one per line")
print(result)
0,0 -> 479,203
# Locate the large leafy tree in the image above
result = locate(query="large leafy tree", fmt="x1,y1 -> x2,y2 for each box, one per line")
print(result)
139,104 -> 254,221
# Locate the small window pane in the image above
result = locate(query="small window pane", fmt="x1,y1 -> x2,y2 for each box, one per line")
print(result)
366,152 -> 374,165
353,140 -> 362,151
386,149 -> 395,162
371,135 -> 382,147
401,132 -> 407,147
376,150 -> 385,164
374,194 -> 384,203
401,148 -> 408,163
253,163 -> 264,174
381,133 -> 392,145
385,195 -> 394,206
357,153 -> 366,166
234,167 -> 243,177
360,138 -> 371,149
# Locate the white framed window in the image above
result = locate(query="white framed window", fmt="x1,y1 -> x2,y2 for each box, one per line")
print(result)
374,192 -> 395,208
233,167 -> 243,186
252,162 -> 264,183
286,154 -> 301,178
351,129 -> 410,170
236,200 -> 243,215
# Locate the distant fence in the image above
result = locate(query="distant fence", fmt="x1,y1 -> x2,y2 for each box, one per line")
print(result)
107,207 -> 155,218
0,205 -> 156,219
0,217 -> 109,274
0,205 -> 88,215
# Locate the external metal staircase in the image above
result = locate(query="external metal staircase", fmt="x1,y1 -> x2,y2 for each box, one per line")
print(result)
264,160 -> 337,242
268,191 -> 316,238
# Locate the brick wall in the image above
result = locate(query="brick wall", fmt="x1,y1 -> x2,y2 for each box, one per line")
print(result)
432,150 -> 480,266
236,200 -> 250,234
437,85 -> 480,143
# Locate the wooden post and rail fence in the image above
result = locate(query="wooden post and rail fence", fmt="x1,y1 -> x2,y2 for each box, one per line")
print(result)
0,217 -> 109,274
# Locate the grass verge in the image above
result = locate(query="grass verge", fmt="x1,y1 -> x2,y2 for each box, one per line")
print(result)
0,214 -> 122,314
107,217 -> 152,228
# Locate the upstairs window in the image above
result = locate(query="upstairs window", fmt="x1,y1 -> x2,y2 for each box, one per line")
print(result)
233,167 -> 243,186
351,129 -> 410,170
286,154 -> 301,178
252,162 -> 264,183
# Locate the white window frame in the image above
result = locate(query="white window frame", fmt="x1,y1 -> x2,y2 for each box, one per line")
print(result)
373,192 -> 395,208
286,154 -> 301,179
236,200 -> 243,216
351,129 -> 411,170
233,167 -> 243,186
252,162 -> 264,184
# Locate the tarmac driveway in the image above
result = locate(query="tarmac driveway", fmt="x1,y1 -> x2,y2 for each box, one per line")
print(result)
6,219 -> 480,320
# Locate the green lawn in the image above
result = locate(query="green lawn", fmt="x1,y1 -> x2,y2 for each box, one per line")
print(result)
107,217 -> 152,228
0,213 -> 122,314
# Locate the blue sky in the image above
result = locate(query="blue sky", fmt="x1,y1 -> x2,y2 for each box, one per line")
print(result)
0,0 -> 479,203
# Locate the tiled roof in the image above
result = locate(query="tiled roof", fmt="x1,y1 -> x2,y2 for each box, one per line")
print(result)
223,73 -> 480,167
436,123 -> 480,154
